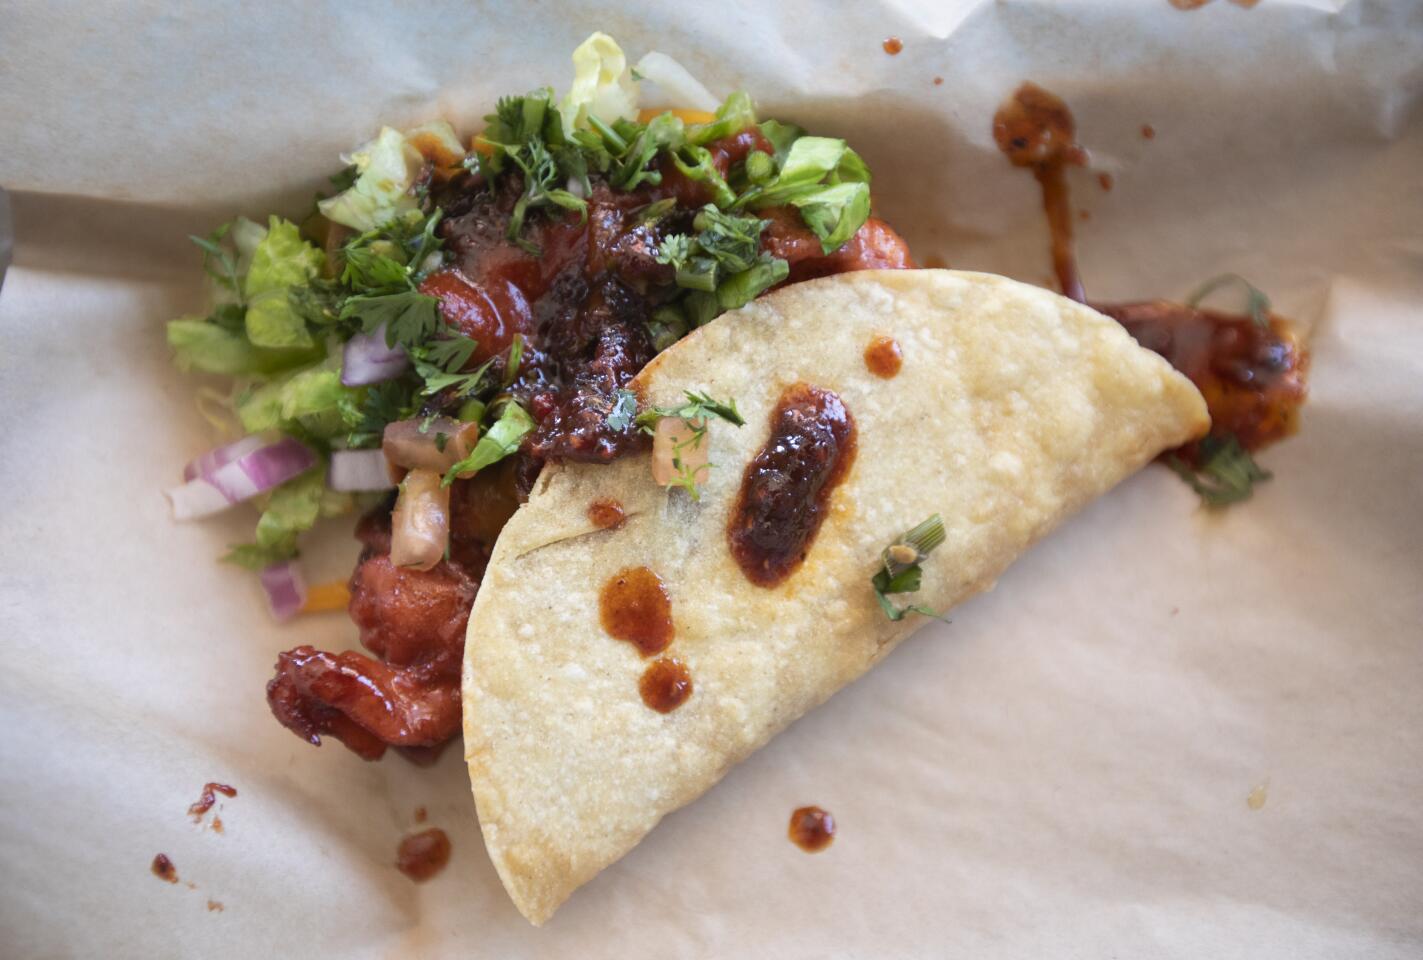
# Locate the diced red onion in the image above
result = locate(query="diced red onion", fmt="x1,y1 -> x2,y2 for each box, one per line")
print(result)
329,449 -> 396,492
165,436 -> 317,520
182,435 -> 266,482
390,469 -> 449,571
260,560 -> 307,622
382,417 -> 480,473
341,324 -> 409,386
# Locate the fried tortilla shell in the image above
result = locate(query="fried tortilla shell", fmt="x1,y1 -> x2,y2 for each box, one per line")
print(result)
463,269 -> 1209,923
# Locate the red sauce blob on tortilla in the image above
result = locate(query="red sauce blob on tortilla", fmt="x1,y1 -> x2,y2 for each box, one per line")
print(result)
639,658 -> 693,713
587,497 -> 626,530
729,384 -> 856,588
864,335 -> 904,378
187,782 -> 237,821
397,828 -> 452,882
882,37 -> 904,55
788,806 -> 836,852
151,853 -> 178,884
600,567 -> 674,656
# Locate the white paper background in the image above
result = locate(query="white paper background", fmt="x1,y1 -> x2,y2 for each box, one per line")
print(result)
2,1 -> 1421,957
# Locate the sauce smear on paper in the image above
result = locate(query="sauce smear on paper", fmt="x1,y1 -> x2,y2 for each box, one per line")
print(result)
729,384 -> 856,588
187,782 -> 237,821
600,567 -> 674,656
639,658 -> 693,713
864,335 -> 904,378
992,82 -> 1088,303
151,853 -> 179,884
397,828 -> 452,882
587,497 -> 626,530
788,806 -> 836,852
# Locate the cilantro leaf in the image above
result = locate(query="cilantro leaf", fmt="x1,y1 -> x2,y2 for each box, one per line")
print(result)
1167,434 -> 1271,507
341,289 -> 441,349
634,390 -> 745,433
872,514 -> 949,622
606,388 -> 638,431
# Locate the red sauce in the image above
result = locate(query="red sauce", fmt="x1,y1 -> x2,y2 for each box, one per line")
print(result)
397,828 -> 452,882
639,658 -> 693,713
1097,172 -> 1114,191
207,900 -> 224,912
414,806 -> 428,824
187,782 -> 237,821
1093,300 -> 1308,459
211,816 -> 224,834
599,567 -> 674,656
1141,123 -> 1156,140
151,853 -> 178,884
729,384 -> 856,588
933,76 -> 944,86
882,37 -> 904,55
992,82 -> 1088,303
864,336 -> 904,378
587,497 -> 626,530
788,806 -> 836,852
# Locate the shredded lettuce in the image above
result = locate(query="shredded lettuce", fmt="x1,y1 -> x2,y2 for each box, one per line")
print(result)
223,463 -> 348,569
317,127 -> 425,232
235,353 -> 354,437
560,32 -> 639,137
442,402 -> 535,485
243,217 -> 325,350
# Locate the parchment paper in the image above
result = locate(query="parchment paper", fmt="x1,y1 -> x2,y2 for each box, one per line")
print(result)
2,1 -> 1421,957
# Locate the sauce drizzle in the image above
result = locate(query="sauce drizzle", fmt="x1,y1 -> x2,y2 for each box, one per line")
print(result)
397,828 -> 452,882
188,782 -> 237,821
639,658 -> 693,713
599,567 -> 674,656
864,336 -> 904,378
151,853 -> 178,884
788,806 -> 836,852
729,384 -> 856,588
587,497 -> 626,530
992,82 -> 1088,303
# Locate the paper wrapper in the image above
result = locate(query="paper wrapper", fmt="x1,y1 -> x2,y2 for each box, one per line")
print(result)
2,1 -> 1421,955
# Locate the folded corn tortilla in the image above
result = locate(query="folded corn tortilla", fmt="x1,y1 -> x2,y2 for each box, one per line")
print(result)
462,269 -> 1209,923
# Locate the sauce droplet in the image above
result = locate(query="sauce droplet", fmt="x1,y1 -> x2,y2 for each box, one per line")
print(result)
729,384 -> 856,588
882,37 -> 904,55
206,900 -> 225,912
1141,123 -> 1156,140
1247,782 -> 1268,810
1097,172 -> 1114,191
151,853 -> 179,884
639,658 -> 693,713
992,82 -> 1087,303
600,567 -> 675,656
397,828 -> 452,882
210,815 -> 224,834
932,75 -> 944,86
864,335 -> 904,379
414,806 -> 428,824
587,497 -> 626,530
788,806 -> 836,852
187,781 -> 237,821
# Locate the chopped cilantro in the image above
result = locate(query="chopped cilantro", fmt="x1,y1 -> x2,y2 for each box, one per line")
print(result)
872,514 -> 949,622
606,388 -> 639,431
1167,434 -> 1271,507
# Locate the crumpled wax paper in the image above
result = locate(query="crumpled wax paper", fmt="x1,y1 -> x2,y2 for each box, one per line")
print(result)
1,1 -> 1421,957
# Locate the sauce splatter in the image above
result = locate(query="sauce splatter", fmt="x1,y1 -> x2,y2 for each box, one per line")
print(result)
992,82 -> 1088,303
600,567 -> 674,656
1097,172 -> 1114,191
397,828 -> 452,882
882,37 -> 904,55
187,782 -> 237,821
1141,123 -> 1156,140
729,384 -> 856,588
151,853 -> 179,884
1247,782 -> 1269,810
864,336 -> 904,379
933,76 -> 944,86
414,806 -> 428,824
207,900 -> 225,912
587,497 -> 626,530
640,658 -> 693,713
210,816 -> 224,834
788,806 -> 836,852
